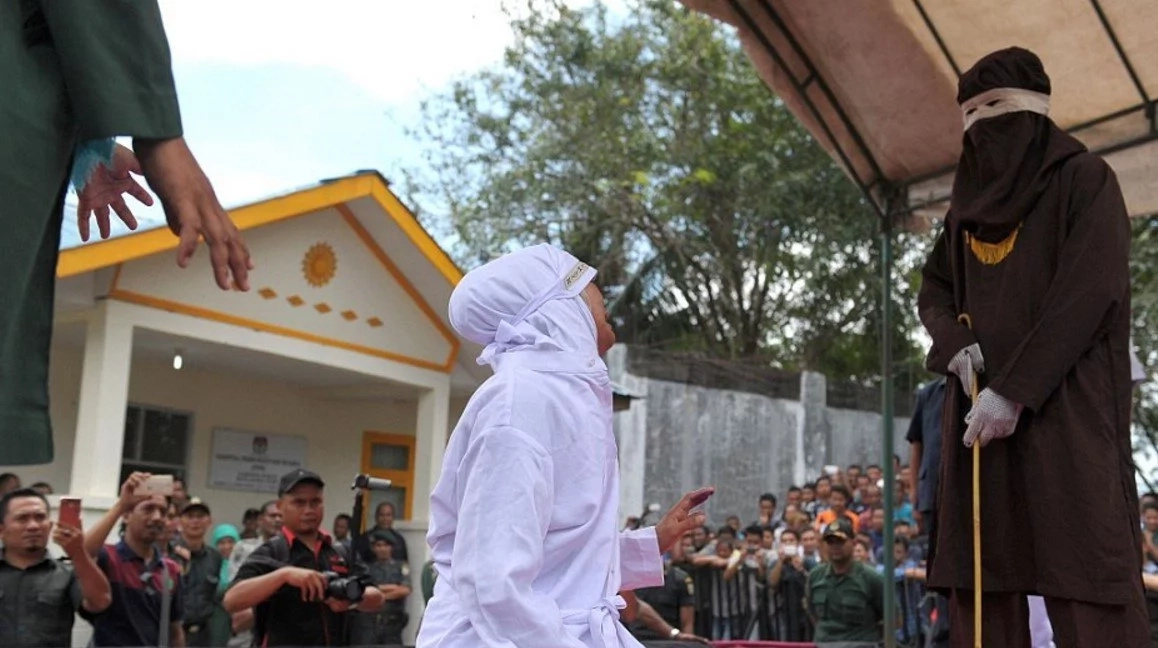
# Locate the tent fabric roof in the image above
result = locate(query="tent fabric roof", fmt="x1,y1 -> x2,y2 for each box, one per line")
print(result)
683,0 -> 1158,228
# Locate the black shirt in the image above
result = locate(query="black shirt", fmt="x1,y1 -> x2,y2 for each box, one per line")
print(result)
626,565 -> 693,640
233,529 -> 368,647
179,543 -> 223,628
0,551 -> 83,648
92,542 -> 185,648
905,377 -> 946,513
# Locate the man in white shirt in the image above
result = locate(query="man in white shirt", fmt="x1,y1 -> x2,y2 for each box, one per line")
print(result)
418,244 -> 711,647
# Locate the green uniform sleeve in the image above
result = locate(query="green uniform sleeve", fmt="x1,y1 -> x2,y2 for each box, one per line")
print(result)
37,0 -> 182,139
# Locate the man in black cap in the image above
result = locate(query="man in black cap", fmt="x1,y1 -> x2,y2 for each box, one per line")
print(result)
919,46 -> 1147,647
224,469 -> 384,646
804,518 -> 884,647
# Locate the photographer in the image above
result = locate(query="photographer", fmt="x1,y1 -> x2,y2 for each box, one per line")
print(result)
224,470 -> 384,646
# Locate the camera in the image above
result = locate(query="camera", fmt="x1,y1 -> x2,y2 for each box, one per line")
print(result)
323,572 -> 369,602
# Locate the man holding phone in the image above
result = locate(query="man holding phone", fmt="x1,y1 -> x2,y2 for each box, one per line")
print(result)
83,472 -> 186,647
0,489 -> 111,647
767,529 -> 812,643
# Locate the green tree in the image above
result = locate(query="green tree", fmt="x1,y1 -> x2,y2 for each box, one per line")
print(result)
1130,215 -> 1158,489
406,0 -> 928,381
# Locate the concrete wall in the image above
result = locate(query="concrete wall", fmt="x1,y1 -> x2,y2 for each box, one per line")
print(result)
826,407 -> 910,470
609,346 -> 910,527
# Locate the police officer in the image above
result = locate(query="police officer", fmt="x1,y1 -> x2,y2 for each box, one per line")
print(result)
176,498 -> 224,647
805,518 -> 885,647
351,534 -> 413,646
625,559 -> 702,642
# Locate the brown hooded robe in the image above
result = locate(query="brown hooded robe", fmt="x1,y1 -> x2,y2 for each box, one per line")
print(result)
918,48 -> 1140,605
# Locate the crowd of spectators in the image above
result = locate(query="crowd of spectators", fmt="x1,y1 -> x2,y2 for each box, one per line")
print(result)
0,470 -> 412,647
622,458 -> 934,646
8,454 -> 1158,647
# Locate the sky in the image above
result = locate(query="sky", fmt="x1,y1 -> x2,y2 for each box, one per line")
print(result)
61,0 -> 617,248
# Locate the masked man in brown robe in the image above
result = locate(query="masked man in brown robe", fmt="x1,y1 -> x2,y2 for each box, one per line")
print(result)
918,47 -> 1148,647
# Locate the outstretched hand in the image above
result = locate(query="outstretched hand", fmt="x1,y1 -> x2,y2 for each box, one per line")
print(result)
77,144 -> 154,241
655,487 -> 714,554
134,136 -> 253,291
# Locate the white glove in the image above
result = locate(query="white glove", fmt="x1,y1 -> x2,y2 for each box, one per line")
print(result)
963,388 -> 1023,448
948,343 -> 985,398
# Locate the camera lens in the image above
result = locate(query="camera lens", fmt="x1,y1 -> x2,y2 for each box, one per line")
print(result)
324,572 -> 367,602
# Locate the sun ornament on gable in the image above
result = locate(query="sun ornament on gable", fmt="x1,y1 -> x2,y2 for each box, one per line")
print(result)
302,242 -> 337,287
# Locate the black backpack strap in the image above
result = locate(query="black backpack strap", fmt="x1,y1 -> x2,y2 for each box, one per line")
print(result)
253,535 -> 291,646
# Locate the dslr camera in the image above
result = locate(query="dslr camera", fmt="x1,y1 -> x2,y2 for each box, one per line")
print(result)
323,571 -> 370,602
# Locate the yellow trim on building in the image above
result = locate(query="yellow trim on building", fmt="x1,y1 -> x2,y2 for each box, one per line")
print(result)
56,173 -> 465,284
337,204 -> 461,371
367,182 -> 464,285
360,431 -> 417,522
107,284 -> 452,374
62,173 -> 465,372
58,176 -> 377,278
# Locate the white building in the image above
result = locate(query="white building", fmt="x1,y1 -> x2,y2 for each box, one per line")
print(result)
1,171 -> 490,643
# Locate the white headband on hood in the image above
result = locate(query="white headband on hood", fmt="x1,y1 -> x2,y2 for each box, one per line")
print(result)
448,243 -> 599,367
960,87 -> 1050,132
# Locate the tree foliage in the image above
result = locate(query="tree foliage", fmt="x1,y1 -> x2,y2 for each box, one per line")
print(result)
406,0 -> 928,383
400,0 -> 1158,482
1130,215 -> 1158,489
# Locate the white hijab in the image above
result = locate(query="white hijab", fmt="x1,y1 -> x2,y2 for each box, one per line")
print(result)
449,243 -> 600,367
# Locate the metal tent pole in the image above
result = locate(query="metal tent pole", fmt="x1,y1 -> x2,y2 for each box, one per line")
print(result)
881,198 -> 897,648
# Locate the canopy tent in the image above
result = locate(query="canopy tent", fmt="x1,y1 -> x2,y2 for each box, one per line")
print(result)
681,2 -> 1157,645
682,0 -> 1158,229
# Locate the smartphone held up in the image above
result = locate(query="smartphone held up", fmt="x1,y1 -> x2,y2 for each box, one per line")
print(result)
134,474 -> 175,497
58,497 -> 82,529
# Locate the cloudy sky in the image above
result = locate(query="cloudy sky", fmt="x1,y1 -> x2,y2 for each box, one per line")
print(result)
62,0 -> 618,247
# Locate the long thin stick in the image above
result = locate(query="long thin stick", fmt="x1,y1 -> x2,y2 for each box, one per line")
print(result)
958,313 -> 982,648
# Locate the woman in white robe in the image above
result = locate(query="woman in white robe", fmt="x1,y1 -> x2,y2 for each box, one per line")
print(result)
417,244 -> 710,647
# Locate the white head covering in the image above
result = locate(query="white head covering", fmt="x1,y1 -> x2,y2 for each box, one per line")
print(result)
449,243 -> 600,367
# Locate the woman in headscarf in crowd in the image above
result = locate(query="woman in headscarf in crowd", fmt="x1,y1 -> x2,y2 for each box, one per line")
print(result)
417,244 -> 711,647
209,524 -> 249,648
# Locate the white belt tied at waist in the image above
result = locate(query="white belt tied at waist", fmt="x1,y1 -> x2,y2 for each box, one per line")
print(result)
561,595 -> 636,648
